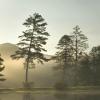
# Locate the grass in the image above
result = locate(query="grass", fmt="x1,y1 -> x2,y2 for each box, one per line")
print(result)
1,86 -> 100,94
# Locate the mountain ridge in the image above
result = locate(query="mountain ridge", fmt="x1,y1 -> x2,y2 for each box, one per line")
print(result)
0,43 -> 52,59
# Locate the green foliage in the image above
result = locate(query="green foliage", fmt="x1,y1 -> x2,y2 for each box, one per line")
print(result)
77,45 -> 100,86
90,46 -> 100,66
11,13 -> 49,64
71,25 -> 88,62
54,25 -> 88,68
11,13 -> 50,84
89,46 -> 100,85
78,54 -> 93,85
0,54 -> 6,81
55,35 -> 74,67
53,35 -> 74,88
53,26 -> 90,87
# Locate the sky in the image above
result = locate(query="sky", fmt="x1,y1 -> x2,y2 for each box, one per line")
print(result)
0,0 -> 100,55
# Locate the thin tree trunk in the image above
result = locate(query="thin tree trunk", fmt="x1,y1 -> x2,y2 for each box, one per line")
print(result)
25,22 -> 34,85
75,37 -> 78,62
62,67 -> 66,83
25,41 -> 32,84
25,59 -> 29,83
75,36 -> 78,85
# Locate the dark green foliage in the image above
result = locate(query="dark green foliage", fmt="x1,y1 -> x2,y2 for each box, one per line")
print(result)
11,13 -> 50,84
55,35 -> 74,67
77,45 -> 100,86
78,54 -> 93,85
11,13 -> 49,63
90,46 -> 100,66
52,25 -> 100,86
53,35 -> 74,89
89,46 -> 100,85
0,54 -> 6,81
53,26 -> 90,87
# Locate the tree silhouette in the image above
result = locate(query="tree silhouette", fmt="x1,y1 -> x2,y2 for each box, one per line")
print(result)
53,35 -> 74,89
11,13 -> 50,86
89,46 -> 100,85
55,35 -> 74,68
78,53 -> 93,85
71,25 -> 88,63
70,25 -> 88,85
90,46 -> 100,67
0,54 -> 5,81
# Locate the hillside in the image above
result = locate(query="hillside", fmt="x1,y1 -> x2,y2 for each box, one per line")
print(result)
0,43 -> 18,59
0,43 -> 51,59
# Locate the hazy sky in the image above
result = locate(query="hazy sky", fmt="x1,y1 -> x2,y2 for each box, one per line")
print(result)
0,0 -> 100,54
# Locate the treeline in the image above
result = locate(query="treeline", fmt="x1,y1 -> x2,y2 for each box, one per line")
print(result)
0,12 -> 100,88
53,25 -> 100,88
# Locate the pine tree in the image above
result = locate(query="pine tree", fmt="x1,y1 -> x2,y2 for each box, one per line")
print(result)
0,54 -> 5,81
11,13 -> 50,85
54,35 -> 74,89
71,25 -> 88,63
71,25 -> 88,85
56,35 -> 74,68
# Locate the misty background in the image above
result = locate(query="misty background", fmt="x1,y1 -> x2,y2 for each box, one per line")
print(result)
0,0 -> 100,55
0,0 -> 100,88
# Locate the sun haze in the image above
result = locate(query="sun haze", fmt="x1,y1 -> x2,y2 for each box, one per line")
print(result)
0,0 -> 99,54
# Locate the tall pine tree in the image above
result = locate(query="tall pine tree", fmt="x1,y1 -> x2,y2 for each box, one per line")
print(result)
56,35 -> 74,67
71,25 -> 88,63
54,35 -> 74,89
71,25 -> 88,85
11,13 -> 50,85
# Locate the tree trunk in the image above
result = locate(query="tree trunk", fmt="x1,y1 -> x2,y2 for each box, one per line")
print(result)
25,22 -> 34,87
75,37 -> 78,62
25,60 -> 29,83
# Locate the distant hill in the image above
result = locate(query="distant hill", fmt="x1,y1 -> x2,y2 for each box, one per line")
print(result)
0,43 -> 18,59
0,43 -> 51,59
